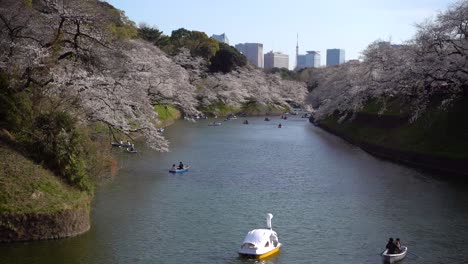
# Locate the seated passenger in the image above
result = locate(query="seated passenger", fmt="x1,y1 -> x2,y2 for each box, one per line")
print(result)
178,162 -> 184,170
395,238 -> 402,253
385,238 -> 397,254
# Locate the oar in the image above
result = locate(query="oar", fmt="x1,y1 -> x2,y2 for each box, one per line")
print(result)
407,250 -> 421,259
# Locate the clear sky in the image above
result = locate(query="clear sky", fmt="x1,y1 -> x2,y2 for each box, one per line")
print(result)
107,0 -> 455,69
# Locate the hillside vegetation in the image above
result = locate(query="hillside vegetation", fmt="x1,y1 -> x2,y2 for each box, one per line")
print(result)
0,144 -> 90,214
304,0 -> 468,175
0,0 -> 307,240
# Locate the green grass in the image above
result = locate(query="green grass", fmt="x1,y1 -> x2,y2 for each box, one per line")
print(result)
320,96 -> 468,159
198,102 -> 239,116
360,97 -> 411,116
154,105 -> 181,124
0,144 -> 90,214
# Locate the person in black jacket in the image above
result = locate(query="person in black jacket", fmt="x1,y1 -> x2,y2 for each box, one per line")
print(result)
385,238 -> 397,254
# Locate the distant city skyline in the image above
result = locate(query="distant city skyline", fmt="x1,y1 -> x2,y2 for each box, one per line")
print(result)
107,0 -> 455,69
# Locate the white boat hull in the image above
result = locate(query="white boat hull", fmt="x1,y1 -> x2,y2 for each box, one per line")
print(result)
382,246 -> 408,263
238,243 -> 281,259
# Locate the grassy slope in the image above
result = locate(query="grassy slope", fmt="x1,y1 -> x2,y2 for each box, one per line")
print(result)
154,105 -> 181,126
0,143 -> 90,214
320,96 -> 468,160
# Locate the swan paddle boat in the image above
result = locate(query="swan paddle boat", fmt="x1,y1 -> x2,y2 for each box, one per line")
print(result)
238,213 -> 282,259
169,166 -> 189,173
382,246 -> 408,263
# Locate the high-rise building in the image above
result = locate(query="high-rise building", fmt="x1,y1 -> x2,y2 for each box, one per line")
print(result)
296,55 -> 307,69
295,34 -> 320,69
305,51 -> 320,68
264,51 -> 289,69
235,43 -> 264,68
211,33 -> 229,44
326,49 -> 345,66
296,51 -> 320,69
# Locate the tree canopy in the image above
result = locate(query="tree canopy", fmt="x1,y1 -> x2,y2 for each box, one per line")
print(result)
209,43 -> 247,73
138,26 -> 219,59
304,0 -> 468,122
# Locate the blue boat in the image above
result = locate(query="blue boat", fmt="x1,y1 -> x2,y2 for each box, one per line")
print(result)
169,166 -> 189,173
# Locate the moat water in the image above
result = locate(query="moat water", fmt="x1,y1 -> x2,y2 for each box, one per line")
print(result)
1,117 -> 468,264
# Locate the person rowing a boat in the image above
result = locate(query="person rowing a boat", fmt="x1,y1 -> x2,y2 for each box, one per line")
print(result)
178,161 -> 184,170
385,238 -> 398,254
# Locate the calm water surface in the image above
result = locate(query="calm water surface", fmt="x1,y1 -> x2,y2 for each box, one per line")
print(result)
1,117 -> 468,264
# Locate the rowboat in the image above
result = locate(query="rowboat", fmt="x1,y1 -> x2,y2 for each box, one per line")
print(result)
238,213 -> 282,259
169,166 -> 189,173
382,246 -> 407,263
126,147 -> 138,153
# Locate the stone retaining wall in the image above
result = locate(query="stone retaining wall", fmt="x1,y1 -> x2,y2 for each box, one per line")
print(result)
0,205 -> 90,242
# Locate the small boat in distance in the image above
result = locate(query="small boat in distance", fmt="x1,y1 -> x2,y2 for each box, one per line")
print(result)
169,166 -> 189,173
126,144 -> 138,153
382,246 -> 408,263
238,213 -> 282,259
111,142 -> 121,147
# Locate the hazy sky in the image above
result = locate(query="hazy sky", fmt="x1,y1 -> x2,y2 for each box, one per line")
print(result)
107,0 -> 455,68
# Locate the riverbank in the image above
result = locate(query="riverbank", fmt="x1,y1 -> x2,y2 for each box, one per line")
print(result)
0,143 -> 91,242
311,96 -> 468,178
198,101 -> 291,117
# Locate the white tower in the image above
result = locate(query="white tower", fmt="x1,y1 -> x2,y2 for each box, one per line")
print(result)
296,33 -> 299,69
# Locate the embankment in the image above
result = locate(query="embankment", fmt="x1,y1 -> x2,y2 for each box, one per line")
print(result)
311,96 -> 468,177
0,144 -> 91,242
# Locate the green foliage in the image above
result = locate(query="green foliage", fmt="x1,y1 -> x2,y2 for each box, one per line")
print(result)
24,0 -> 32,8
265,67 -> 299,80
139,25 -> 167,50
209,43 -> 247,73
139,27 -> 220,59
320,95 -> 468,159
138,26 -> 170,47
0,74 -> 33,131
241,101 -> 264,115
154,105 -> 181,123
0,72 -> 96,192
198,102 -> 239,116
31,112 -> 92,191
110,24 -> 138,40
0,144 -> 90,214
169,28 -> 219,59
109,10 -> 138,40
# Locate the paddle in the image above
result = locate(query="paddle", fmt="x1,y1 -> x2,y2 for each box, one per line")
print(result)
407,250 -> 421,259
